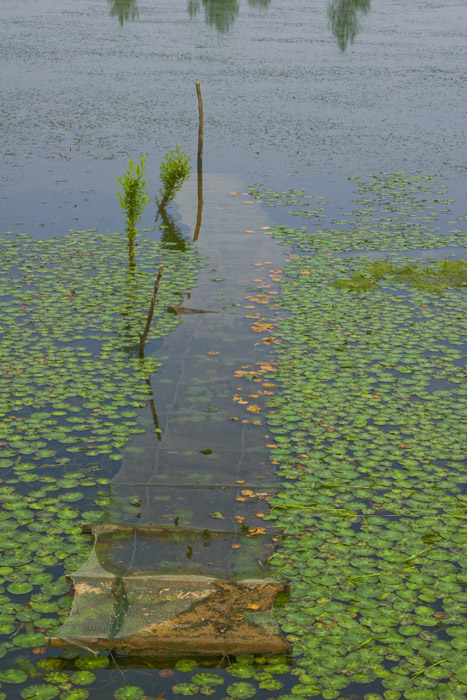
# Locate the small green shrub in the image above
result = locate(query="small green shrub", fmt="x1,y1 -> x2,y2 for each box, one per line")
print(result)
157,146 -> 191,210
118,156 -> 150,265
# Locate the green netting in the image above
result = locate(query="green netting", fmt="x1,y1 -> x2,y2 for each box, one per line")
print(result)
52,430 -> 288,655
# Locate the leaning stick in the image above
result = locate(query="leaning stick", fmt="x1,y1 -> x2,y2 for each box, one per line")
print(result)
138,265 -> 163,357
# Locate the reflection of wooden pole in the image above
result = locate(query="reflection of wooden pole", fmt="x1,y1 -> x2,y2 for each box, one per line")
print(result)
138,265 -> 163,357
194,81 -> 204,242
146,378 -> 162,441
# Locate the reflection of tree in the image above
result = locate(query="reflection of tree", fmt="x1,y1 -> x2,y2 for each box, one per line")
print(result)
109,0 -> 139,26
188,0 -> 240,34
248,0 -> 271,8
158,209 -> 190,252
327,0 -> 370,52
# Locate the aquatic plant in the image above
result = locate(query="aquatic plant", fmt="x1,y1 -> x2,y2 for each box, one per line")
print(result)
0,226 -> 203,697
157,146 -> 191,212
238,173 -> 467,699
118,156 -> 151,266
331,258 -> 467,292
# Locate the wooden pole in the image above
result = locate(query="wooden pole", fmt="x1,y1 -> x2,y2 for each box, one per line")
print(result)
138,265 -> 163,357
194,81 -> 204,242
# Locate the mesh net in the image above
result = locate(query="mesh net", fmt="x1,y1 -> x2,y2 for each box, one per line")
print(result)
52,431 -> 288,655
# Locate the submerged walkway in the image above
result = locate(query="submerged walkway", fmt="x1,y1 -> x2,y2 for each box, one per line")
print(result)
52,178 -> 290,656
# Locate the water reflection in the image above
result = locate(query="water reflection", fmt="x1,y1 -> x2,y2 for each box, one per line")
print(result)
158,209 -> 191,251
188,0 -> 240,34
188,0 -> 271,32
327,0 -> 371,52
108,0 -> 139,26
247,0 -> 271,8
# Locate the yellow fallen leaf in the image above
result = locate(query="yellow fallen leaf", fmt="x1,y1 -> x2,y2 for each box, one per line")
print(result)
232,544 -> 242,549
258,226 -> 270,230
207,351 -> 219,355
249,528 -> 266,536
256,513 -> 265,518
246,404 -> 261,413
245,230 -> 255,233
246,603 -> 260,610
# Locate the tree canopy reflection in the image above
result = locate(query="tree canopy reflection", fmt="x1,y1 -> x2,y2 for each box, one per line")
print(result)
247,0 -> 271,9
158,208 -> 191,252
108,0 -> 139,26
327,0 -> 371,52
188,0 -> 239,33
188,0 -> 271,33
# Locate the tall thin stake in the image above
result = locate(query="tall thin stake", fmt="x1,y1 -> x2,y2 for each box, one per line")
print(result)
138,265 -> 163,357
194,81 -> 204,242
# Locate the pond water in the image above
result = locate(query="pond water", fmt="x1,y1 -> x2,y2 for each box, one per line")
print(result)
2,0 -> 466,237
1,1 -> 466,699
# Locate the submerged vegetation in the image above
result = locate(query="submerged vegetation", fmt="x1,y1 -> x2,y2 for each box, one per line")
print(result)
331,259 -> 467,292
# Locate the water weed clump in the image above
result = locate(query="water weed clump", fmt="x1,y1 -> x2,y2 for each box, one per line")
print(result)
157,145 -> 191,211
332,258 -> 467,292
118,156 -> 151,265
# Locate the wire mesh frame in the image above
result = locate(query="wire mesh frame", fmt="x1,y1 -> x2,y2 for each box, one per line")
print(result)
50,524 -> 290,655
